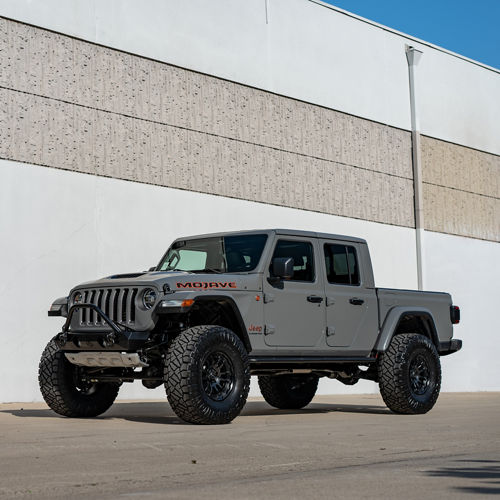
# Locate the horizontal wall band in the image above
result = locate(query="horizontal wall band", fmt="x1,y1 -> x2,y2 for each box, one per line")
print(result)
0,84 -> 413,184
1,16 -> 498,241
0,87 -> 415,228
424,183 -> 499,242
421,136 -> 499,199
0,18 -> 413,180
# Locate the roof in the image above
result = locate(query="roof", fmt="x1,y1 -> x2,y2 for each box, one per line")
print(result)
173,229 -> 367,244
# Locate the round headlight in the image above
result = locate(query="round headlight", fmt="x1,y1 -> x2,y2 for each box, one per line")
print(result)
142,288 -> 157,309
73,292 -> 83,304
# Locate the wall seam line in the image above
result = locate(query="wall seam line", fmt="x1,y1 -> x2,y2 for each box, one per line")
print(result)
422,181 -> 499,200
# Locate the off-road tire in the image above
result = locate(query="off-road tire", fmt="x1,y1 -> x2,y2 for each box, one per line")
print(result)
378,333 -> 441,414
164,325 -> 250,424
38,339 -> 119,417
258,374 -> 319,409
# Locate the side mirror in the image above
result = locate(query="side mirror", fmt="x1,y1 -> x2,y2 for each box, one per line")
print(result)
272,257 -> 294,280
148,266 -> 156,272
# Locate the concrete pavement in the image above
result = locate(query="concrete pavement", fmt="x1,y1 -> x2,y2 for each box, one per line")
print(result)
0,392 -> 499,499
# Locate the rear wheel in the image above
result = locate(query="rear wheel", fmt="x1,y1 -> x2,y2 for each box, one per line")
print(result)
378,333 -> 441,414
258,374 -> 319,409
38,339 -> 119,417
164,325 -> 250,424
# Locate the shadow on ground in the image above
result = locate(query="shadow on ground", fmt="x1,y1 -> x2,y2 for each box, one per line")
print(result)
1,399 -> 390,424
426,459 -> 500,495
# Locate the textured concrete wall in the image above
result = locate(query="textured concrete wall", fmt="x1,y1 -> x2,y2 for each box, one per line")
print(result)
421,136 -> 500,242
0,17 -> 414,228
1,18 -> 498,240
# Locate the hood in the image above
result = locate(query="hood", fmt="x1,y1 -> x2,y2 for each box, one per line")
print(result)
71,271 -> 261,293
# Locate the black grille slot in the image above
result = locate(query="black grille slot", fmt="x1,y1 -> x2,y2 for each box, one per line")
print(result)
112,289 -> 120,322
104,289 -> 111,321
130,289 -> 138,322
89,290 -> 96,324
121,289 -> 129,322
96,289 -> 103,323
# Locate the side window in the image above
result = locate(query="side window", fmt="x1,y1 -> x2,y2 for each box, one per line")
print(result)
271,240 -> 315,282
324,244 -> 360,286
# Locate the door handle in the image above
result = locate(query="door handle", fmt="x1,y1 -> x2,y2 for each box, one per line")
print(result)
349,298 -> 364,305
307,295 -> 324,303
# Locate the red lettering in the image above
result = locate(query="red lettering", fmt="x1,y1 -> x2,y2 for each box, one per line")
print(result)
176,281 -> 237,290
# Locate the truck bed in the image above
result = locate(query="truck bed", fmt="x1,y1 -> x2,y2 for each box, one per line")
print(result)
376,288 -> 453,345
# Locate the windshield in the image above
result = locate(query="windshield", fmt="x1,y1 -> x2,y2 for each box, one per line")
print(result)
157,234 -> 268,273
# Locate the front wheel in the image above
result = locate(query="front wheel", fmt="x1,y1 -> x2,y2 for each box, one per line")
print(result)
38,340 -> 119,417
164,325 -> 250,424
378,333 -> 441,414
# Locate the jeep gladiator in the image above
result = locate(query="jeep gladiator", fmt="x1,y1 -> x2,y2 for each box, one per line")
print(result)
41,229 -> 462,424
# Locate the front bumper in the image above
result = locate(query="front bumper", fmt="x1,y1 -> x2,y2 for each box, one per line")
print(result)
57,303 -> 150,352
439,338 -> 463,356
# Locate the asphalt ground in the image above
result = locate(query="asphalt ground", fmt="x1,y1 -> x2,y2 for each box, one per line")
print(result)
0,392 -> 499,499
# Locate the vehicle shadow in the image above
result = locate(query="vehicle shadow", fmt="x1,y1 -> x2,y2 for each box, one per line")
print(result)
425,459 -> 500,495
1,399 -> 390,424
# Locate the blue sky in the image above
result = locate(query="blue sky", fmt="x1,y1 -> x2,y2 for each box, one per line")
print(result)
322,0 -> 500,69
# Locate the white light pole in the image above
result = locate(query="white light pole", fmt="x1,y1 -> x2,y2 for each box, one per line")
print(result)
406,45 -> 425,290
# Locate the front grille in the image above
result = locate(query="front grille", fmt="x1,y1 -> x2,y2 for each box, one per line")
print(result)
78,288 -> 139,327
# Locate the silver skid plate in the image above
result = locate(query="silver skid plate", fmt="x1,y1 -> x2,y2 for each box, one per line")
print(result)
65,352 -> 148,368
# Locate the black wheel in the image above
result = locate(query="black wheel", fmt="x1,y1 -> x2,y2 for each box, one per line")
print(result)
38,339 -> 119,417
378,333 -> 441,414
164,325 -> 250,424
258,374 -> 319,409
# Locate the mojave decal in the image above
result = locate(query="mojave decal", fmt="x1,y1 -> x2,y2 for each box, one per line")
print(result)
176,282 -> 237,289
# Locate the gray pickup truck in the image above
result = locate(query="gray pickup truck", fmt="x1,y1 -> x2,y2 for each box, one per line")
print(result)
41,229 -> 461,424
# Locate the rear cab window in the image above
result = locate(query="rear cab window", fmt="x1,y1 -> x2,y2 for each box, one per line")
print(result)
324,243 -> 360,286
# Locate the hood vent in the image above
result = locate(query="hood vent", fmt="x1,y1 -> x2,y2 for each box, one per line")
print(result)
107,273 -> 145,280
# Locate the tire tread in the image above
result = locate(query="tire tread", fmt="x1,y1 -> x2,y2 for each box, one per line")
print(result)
165,325 -> 250,424
378,333 -> 441,415
38,339 -> 119,417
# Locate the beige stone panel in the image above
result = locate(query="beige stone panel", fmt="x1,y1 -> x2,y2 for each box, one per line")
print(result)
0,86 -> 413,227
424,183 -> 500,241
0,89 -> 44,166
1,18 -> 412,181
421,135 -> 500,199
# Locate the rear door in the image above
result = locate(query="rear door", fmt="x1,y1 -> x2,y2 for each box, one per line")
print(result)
263,237 -> 325,347
320,240 -> 377,352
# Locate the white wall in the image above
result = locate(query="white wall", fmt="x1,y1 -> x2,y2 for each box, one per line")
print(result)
1,0 -> 499,155
424,231 -> 500,392
3,159 -> 498,402
0,159 -> 418,402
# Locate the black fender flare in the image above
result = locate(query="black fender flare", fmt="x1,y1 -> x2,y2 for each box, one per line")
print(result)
374,307 -> 439,352
191,295 -> 252,352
